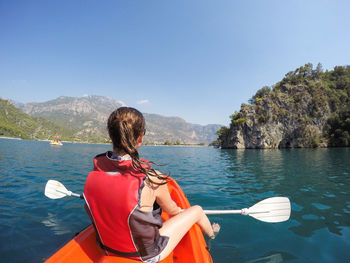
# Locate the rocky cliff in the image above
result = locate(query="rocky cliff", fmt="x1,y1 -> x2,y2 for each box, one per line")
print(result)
220,64 -> 350,148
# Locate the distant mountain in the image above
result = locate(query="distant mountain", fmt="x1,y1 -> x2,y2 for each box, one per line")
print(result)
142,114 -> 221,144
190,123 -> 223,145
8,99 -> 24,109
17,95 -> 221,144
0,98 -> 76,140
20,95 -> 123,142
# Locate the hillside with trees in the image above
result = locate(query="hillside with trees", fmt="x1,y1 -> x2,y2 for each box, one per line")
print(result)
0,99 -> 77,140
217,63 -> 350,148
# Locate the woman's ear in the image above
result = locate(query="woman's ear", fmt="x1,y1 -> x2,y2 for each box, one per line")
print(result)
136,134 -> 143,149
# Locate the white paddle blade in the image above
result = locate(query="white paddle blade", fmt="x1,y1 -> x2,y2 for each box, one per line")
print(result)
45,180 -> 70,199
247,197 -> 291,223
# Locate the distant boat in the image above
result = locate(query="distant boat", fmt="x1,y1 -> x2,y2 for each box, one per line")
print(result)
50,136 -> 63,146
50,140 -> 63,146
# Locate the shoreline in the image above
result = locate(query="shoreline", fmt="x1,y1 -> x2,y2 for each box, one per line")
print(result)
0,136 -> 208,147
1,136 -> 348,149
0,136 -> 22,140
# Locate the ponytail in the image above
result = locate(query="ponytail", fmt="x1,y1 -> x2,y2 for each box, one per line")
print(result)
107,107 -> 169,185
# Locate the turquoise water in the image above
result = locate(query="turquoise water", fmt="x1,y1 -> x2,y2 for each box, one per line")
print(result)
0,139 -> 350,262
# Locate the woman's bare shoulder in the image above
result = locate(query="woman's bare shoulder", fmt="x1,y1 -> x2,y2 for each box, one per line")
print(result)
144,170 -> 168,189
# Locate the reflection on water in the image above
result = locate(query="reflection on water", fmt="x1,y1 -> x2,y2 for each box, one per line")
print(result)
41,213 -> 72,235
218,148 -> 350,239
246,253 -> 283,263
246,251 -> 298,263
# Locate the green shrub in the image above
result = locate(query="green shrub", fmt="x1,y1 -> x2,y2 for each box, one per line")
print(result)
233,118 -> 247,126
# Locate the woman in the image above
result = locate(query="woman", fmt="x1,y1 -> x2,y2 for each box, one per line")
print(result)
84,107 -> 220,262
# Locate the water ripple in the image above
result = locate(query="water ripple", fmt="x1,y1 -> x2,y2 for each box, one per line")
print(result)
1,140 -> 350,263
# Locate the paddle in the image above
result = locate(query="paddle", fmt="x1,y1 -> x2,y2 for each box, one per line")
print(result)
45,179 -> 83,199
44,180 -> 291,223
204,197 -> 291,223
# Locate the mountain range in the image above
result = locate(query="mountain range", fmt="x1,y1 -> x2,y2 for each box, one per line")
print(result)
1,95 -> 221,144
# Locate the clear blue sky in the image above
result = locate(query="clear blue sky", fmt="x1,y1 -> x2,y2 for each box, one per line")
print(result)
1,0 -> 350,125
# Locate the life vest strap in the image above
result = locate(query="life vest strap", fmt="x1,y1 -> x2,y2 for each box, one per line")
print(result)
98,239 -> 141,257
97,237 -> 160,258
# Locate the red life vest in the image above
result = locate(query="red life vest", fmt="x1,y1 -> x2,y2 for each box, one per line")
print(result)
83,152 -> 168,260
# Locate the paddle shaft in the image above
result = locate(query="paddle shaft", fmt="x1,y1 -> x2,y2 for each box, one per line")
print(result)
204,210 -> 242,215
70,192 -> 83,198
57,194 -> 254,215
56,188 -> 83,198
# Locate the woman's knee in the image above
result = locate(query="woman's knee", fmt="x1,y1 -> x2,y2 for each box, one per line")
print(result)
189,205 -> 204,217
192,205 -> 203,212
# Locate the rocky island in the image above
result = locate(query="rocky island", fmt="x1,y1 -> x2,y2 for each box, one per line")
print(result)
217,63 -> 350,148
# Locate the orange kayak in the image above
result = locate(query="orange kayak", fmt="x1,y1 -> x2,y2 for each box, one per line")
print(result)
45,180 -> 212,263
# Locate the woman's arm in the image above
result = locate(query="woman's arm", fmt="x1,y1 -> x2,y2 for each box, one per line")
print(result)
156,183 -> 181,215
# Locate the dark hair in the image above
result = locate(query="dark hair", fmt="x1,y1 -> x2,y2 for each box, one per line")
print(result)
107,107 -> 168,185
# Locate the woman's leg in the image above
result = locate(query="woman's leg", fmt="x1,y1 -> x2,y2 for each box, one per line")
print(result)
157,205 -> 218,260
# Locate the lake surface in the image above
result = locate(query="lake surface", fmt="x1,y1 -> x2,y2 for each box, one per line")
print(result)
0,138 -> 349,262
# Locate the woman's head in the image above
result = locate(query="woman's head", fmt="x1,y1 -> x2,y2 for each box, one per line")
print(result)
107,107 -> 145,157
107,107 -> 169,185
